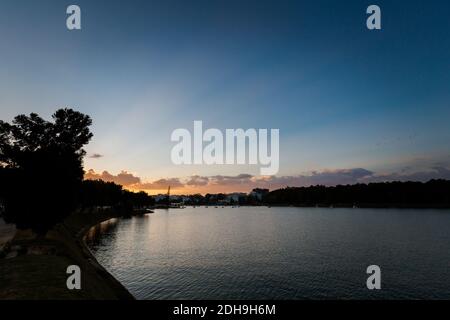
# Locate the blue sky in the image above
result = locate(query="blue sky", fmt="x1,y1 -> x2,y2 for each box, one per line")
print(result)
1,0 -> 450,193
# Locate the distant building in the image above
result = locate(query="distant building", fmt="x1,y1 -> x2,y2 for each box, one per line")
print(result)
226,193 -> 247,203
154,194 -> 167,202
180,196 -> 191,204
249,188 -> 269,201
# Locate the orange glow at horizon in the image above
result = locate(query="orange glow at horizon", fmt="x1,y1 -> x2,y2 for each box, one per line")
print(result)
83,170 -> 260,195
124,184 -> 253,196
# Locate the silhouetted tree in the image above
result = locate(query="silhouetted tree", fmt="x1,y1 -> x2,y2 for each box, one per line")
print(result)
0,109 -> 92,233
80,179 -> 154,211
80,179 -> 124,208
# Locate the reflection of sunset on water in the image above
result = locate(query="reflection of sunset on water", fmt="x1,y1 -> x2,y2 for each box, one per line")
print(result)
85,218 -> 119,243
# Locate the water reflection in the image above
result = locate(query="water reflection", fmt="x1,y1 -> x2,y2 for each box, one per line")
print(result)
86,207 -> 450,300
85,218 -> 119,246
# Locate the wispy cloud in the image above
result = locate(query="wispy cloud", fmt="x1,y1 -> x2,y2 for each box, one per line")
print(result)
186,175 -> 209,186
361,166 -> 450,183
89,153 -> 104,159
138,178 -> 185,190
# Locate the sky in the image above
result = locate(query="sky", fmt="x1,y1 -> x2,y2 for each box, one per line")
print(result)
1,0 -> 450,194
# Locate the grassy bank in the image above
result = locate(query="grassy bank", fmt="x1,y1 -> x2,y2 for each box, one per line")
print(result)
0,209 -> 135,300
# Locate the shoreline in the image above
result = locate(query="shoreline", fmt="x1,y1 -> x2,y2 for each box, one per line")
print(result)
0,209 -> 135,300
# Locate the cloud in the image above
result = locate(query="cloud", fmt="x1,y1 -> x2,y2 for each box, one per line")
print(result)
184,169 -> 374,190
84,169 -> 141,186
186,175 -> 209,186
85,170 -> 184,190
208,174 -> 254,185
85,166 -> 450,194
89,153 -> 103,159
362,166 -> 450,183
252,167 -> 450,189
210,168 -> 373,190
138,178 -> 185,190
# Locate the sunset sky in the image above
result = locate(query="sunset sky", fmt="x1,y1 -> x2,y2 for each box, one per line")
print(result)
1,0 -> 450,194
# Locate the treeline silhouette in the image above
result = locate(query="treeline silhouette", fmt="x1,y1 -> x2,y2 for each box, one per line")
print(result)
156,192 -> 267,206
0,109 -> 153,233
81,179 -> 154,211
265,180 -> 450,208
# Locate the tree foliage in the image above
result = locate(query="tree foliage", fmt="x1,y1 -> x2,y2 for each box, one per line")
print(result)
0,109 -> 93,232
80,179 -> 154,210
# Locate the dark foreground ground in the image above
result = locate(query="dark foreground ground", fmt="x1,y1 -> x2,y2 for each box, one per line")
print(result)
0,210 -> 134,300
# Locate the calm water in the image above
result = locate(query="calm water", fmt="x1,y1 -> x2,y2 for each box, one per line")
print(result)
85,207 -> 450,299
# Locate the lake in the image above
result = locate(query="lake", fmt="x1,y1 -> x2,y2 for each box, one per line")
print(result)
85,207 -> 450,299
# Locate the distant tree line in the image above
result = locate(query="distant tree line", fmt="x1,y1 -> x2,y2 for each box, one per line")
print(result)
154,181 -> 450,208
264,180 -> 450,208
80,179 -> 154,212
155,190 -> 267,206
